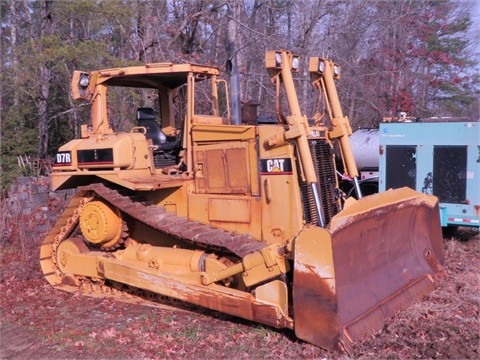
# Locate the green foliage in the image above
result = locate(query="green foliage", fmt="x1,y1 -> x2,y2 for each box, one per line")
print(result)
0,107 -> 39,189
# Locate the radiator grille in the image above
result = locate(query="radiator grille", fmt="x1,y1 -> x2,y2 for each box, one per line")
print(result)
433,145 -> 467,203
385,145 -> 417,190
298,139 -> 340,226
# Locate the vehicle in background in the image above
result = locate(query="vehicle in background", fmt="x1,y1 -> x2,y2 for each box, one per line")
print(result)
341,118 -> 479,231
379,119 -> 480,231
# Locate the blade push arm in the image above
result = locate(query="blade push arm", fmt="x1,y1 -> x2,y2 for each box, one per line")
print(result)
309,58 -> 362,198
265,50 -> 327,226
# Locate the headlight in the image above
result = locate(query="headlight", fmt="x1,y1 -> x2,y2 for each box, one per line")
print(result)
308,57 -> 326,80
291,55 -> 300,71
79,74 -> 89,87
275,52 -> 283,68
318,60 -> 325,74
333,64 -> 341,79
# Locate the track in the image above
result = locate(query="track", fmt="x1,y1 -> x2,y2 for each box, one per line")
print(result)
88,183 -> 266,258
40,183 -> 266,306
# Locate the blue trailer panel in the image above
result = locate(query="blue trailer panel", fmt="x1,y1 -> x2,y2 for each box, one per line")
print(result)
379,121 -> 480,229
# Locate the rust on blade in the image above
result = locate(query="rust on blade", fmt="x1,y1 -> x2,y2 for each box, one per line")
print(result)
331,187 -> 444,342
293,226 -> 344,351
293,188 -> 444,353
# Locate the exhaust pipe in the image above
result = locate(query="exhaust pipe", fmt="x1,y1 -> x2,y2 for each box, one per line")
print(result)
226,6 -> 242,125
226,59 -> 242,125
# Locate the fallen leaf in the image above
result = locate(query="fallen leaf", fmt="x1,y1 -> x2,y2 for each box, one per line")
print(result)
103,327 -> 117,338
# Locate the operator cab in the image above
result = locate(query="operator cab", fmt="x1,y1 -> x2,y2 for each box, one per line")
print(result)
136,107 -> 180,168
136,107 -> 167,149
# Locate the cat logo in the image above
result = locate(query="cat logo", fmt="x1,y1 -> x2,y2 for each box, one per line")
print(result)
260,158 -> 293,175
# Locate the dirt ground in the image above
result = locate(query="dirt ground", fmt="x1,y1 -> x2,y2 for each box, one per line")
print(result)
0,206 -> 478,359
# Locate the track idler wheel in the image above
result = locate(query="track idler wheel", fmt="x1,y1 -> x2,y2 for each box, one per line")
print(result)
79,200 -> 123,249
56,237 -> 90,286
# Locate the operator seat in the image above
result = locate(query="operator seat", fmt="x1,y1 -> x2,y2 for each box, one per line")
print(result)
136,108 -> 167,148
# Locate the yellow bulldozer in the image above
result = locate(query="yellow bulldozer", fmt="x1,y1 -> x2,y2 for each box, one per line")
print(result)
41,50 -> 444,352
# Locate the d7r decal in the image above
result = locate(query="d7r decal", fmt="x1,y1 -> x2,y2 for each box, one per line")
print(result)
260,158 -> 293,175
54,151 -> 72,166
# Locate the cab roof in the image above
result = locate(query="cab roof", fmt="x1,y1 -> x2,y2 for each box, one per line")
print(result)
94,63 -> 221,89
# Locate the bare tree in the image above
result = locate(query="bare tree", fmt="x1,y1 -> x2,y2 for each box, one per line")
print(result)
37,1 -> 54,158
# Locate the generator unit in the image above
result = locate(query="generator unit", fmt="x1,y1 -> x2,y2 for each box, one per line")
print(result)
379,120 -> 480,229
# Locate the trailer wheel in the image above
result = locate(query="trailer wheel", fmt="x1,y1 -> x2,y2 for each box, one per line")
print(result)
442,225 -> 458,238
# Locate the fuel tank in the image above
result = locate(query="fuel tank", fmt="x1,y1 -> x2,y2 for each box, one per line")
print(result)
349,128 -> 379,169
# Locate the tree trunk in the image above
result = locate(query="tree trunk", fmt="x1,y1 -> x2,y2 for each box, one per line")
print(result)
37,1 -> 54,159
9,1 -> 19,108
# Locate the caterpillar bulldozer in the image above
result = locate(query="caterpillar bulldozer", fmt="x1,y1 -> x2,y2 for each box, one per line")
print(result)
41,50 -> 444,352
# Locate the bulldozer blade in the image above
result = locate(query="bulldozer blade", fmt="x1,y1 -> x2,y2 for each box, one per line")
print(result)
293,187 -> 444,353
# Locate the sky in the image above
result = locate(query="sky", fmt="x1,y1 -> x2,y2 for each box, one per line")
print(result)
474,1 -> 480,23
472,1 -> 480,63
